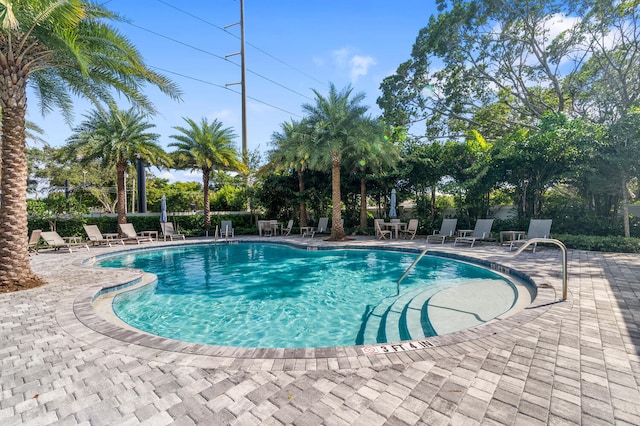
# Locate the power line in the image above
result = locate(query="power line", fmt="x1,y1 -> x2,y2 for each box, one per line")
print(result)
150,65 -> 302,118
155,0 -> 327,88
125,21 -> 314,101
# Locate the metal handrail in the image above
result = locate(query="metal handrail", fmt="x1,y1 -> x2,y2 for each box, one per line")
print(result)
397,237 -> 569,300
396,247 -> 429,295
511,238 -> 568,300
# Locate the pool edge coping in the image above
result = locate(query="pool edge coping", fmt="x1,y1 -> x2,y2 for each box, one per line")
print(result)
59,238 -> 571,371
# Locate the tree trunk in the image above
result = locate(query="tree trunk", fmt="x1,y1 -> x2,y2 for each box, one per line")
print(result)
328,154 -> 346,240
202,167 -> 211,232
431,186 -> 436,217
360,177 -> 367,232
298,169 -> 307,228
0,87 -> 46,290
622,176 -> 631,238
116,160 -> 127,225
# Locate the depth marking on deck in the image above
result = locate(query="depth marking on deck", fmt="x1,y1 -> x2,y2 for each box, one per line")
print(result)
361,339 -> 434,354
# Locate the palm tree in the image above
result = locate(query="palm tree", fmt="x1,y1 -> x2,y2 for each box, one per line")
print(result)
0,1 -> 180,291
169,117 -> 246,233
65,107 -> 172,225
345,118 -> 400,232
268,119 -> 312,228
302,83 -> 369,240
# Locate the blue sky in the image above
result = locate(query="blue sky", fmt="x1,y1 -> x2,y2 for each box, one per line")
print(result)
27,0 -> 434,182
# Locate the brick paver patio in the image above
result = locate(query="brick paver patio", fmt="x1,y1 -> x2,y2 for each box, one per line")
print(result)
1,236 -> 639,425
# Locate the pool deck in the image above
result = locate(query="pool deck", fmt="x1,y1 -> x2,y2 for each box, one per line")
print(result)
1,236 -> 639,425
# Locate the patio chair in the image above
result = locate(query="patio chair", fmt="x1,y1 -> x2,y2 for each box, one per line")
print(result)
304,217 -> 328,238
118,223 -> 154,244
454,219 -> 494,247
41,231 -> 89,253
374,219 -> 391,240
259,220 -> 273,237
28,229 -> 42,254
426,219 -> 458,244
160,222 -> 186,241
373,219 -> 385,239
509,219 -> 552,253
281,219 -> 294,236
399,219 -> 419,240
220,220 -> 234,238
83,224 -> 124,247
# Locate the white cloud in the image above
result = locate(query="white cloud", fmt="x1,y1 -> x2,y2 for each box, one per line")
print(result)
331,48 -> 351,67
545,13 -> 580,42
330,48 -> 377,82
157,169 -> 202,184
349,55 -> 377,82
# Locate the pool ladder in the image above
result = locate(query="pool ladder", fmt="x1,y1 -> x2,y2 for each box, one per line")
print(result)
397,238 -> 568,300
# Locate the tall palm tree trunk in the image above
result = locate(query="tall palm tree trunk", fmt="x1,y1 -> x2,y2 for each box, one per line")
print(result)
297,169 -> 307,228
0,93 -> 45,289
329,155 -> 346,240
202,167 -> 211,232
116,160 -> 127,225
360,177 -> 367,232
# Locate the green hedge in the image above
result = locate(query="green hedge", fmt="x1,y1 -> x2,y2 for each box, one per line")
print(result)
553,234 -> 640,253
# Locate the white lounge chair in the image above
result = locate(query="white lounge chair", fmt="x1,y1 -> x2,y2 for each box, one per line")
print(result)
304,217 -> 328,238
41,231 -> 89,253
509,219 -> 552,253
160,222 -> 185,241
426,219 -> 458,244
28,229 -> 42,254
220,220 -> 234,239
119,223 -> 154,244
83,224 -> 124,246
399,219 -> 419,240
454,219 -> 494,247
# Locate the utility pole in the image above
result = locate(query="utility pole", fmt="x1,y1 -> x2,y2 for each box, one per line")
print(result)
225,0 -> 248,164
225,0 -> 251,212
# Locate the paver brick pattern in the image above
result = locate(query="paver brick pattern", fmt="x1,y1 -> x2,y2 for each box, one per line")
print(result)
1,237 -> 639,425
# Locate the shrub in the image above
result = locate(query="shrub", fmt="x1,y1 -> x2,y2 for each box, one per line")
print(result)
554,234 -> 640,253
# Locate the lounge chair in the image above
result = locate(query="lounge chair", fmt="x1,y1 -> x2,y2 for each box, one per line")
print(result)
454,219 -> 494,247
426,219 -> 458,244
509,219 -> 552,253
399,219 -> 419,240
281,219 -> 294,236
118,223 -> 154,244
28,229 -> 42,254
160,222 -> 186,241
304,217 -> 328,238
220,220 -> 234,238
374,219 -> 391,240
41,231 -> 89,253
83,224 -> 124,246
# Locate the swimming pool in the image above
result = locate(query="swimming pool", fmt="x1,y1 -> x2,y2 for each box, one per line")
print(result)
96,242 -> 529,348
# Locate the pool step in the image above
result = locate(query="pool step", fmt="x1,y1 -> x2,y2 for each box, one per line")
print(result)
360,278 -> 512,345
357,286 -> 426,345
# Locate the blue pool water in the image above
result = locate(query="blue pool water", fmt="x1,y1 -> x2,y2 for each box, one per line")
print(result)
97,243 -> 514,348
